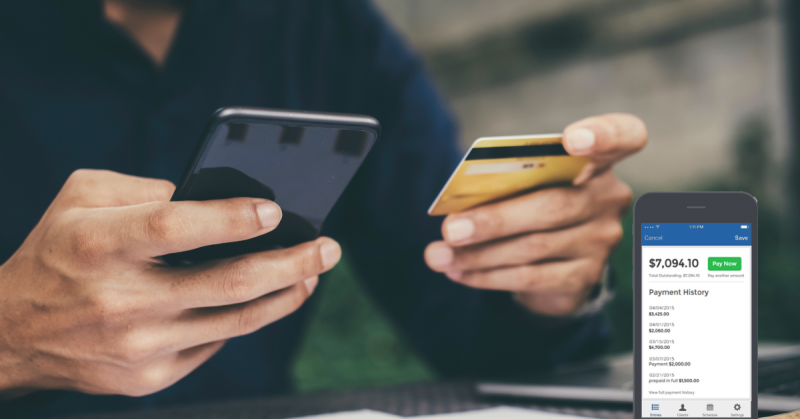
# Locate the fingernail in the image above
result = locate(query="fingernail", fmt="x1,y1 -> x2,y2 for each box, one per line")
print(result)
446,218 -> 475,243
320,241 -> 341,269
427,245 -> 454,267
304,277 -> 319,293
566,128 -> 596,151
256,202 -> 282,229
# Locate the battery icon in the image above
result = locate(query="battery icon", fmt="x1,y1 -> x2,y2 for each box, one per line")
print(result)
741,225 -> 748,229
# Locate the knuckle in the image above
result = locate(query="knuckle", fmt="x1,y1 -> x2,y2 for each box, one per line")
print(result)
63,169 -> 107,195
602,114 -> 623,139
112,331 -> 156,368
149,179 -> 176,202
86,291 -> 129,328
613,180 -> 634,209
304,251 -> 325,277
65,169 -> 96,186
622,186 -> 634,209
518,266 -> 541,289
70,223 -> 113,264
559,275 -> 585,293
58,169 -> 127,208
235,304 -> 261,335
549,296 -> 583,316
455,249 -> 480,271
542,188 -> 574,219
472,207 -> 504,238
219,257 -> 258,302
625,113 -> 649,146
523,234 -> 550,256
601,113 -> 648,151
604,220 -> 624,247
146,204 -> 184,245
589,114 -> 621,146
293,245 -> 325,277
588,260 -> 606,284
130,366 -> 172,396
573,259 -> 604,289
223,199 -> 259,235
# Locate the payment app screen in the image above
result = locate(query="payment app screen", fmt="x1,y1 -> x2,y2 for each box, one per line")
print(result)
641,223 -> 752,418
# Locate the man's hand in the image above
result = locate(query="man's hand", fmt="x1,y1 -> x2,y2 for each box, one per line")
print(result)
0,170 -> 341,397
424,113 -> 646,316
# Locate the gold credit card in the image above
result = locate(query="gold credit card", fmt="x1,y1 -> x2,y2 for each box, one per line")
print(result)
428,134 -> 589,216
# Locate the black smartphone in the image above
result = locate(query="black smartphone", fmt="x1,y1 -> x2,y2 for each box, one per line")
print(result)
162,107 -> 380,266
634,192 -> 757,419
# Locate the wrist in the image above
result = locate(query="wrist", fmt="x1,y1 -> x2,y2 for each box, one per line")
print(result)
0,354 -> 37,398
514,264 -> 614,317
0,331 -> 45,400
0,333 -> 39,399
0,266 -> 44,399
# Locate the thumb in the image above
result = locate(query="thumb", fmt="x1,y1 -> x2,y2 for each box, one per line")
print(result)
562,113 -> 647,185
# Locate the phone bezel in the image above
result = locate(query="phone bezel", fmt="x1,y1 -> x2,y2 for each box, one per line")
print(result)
633,192 -> 758,419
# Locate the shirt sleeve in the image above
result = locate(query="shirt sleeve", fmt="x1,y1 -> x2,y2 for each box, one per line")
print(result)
323,0 -> 611,378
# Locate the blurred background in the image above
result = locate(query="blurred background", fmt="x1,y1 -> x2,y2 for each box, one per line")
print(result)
292,0 -> 800,391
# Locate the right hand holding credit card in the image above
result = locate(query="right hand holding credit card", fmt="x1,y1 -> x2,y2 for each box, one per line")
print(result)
424,114 -> 647,316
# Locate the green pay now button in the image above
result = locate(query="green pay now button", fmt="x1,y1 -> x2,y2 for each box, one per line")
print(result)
708,257 -> 742,271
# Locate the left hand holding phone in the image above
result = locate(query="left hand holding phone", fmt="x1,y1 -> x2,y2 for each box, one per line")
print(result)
424,113 -> 647,316
0,169 -> 341,398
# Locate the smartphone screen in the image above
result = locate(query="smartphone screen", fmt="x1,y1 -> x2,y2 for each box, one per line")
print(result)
192,122 -> 373,227
164,108 -> 379,265
634,193 -> 757,419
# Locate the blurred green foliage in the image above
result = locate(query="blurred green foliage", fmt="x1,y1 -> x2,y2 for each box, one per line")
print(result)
292,114 -> 800,390
292,258 -> 434,391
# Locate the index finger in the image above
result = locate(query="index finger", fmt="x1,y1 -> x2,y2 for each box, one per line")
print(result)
440,170 -> 630,247
562,113 -> 647,184
64,197 -> 283,259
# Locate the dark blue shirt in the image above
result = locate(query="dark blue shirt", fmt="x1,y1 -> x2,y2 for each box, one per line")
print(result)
0,1 -> 609,417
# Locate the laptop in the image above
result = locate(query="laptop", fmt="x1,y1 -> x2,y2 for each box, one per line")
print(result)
476,343 -> 800,412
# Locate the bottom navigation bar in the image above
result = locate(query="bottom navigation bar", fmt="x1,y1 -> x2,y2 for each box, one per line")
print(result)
644,400 -> 751,418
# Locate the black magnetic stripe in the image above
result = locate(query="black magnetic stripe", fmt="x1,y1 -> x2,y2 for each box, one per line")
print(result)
465,144 -> 568,160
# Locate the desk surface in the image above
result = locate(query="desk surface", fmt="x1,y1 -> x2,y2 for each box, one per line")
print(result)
67,381 -> 632,419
